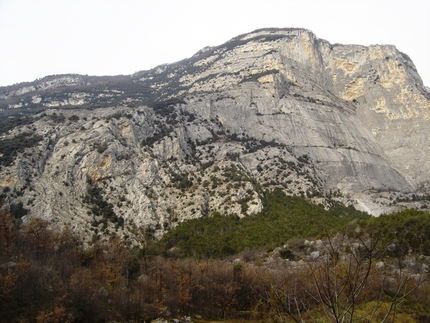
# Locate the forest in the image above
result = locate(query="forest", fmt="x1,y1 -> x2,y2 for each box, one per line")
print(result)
1,190 -> 430,322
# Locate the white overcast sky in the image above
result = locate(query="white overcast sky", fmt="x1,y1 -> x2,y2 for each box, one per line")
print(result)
0,0 -> 429,87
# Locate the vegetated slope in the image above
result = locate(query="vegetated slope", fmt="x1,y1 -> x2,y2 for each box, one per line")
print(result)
0,27 -> 429,242
1,199 -> 430,322
154,189 -> 370,258
360,208 -> 430,257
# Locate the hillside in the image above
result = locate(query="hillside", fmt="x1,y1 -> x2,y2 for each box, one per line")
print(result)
0,28 -> 430,242
1,200 -> 430,322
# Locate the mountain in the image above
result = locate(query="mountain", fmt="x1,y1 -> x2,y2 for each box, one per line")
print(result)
1,28 -> 429,241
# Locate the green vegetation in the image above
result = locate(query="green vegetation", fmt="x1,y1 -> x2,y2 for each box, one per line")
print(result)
67,114 -> 80,122
94,141 -> 108,153
1,200 -> 430,322
48,112 -> 66,123
357,208 -> 430,256
171,172 -> 193,190
141,124 -> 173,147
83,185 -> 124,229
150,98 -> 185,112
225,133 -> 283,154
0,115 -> 35,135
154,189 -> 370,258
0,132 -> 43,166
239,68 -> 279,83
9,201 -> 28,219
105,112 -> 124,121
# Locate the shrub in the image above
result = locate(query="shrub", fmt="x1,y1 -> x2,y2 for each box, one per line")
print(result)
0,132 -> 43,166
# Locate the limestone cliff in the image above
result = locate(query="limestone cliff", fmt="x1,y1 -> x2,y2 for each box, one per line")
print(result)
0,28 -> 429,240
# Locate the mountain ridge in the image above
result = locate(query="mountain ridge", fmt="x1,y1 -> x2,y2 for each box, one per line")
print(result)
0,28 -> 429,241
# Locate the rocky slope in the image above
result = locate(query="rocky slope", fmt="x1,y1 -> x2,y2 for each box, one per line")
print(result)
0,28 -> 429,241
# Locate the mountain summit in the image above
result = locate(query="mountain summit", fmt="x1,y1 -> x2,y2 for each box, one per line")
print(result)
1,28 -> 429,239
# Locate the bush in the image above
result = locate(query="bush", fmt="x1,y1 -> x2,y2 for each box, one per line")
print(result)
0,132 -> 43,166
9,201 -> 28,218
68,115 -> 80,122
156,189 -> 370,258
83,185 -> 121,227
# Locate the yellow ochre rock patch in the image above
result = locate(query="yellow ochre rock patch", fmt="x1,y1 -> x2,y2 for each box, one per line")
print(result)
341,77 -> 366,101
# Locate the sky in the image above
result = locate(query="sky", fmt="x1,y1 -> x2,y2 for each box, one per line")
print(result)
0,0 -> 429,87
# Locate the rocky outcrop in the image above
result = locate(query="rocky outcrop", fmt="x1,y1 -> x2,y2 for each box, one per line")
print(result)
0,28 -> 429,240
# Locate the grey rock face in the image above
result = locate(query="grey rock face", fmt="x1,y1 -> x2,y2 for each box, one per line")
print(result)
0,28 -> 429,240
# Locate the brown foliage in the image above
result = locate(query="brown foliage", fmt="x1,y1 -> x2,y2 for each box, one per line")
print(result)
0,217 -> 429,322
36,306 -> 73,323
0,208 -> 18,250
23,217 -> 53,258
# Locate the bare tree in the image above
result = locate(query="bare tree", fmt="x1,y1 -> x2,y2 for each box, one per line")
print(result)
308,231 -> 380,322
263,227 -> 429,322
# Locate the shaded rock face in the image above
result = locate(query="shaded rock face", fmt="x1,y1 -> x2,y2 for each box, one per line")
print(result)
0,28 -> 429,239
